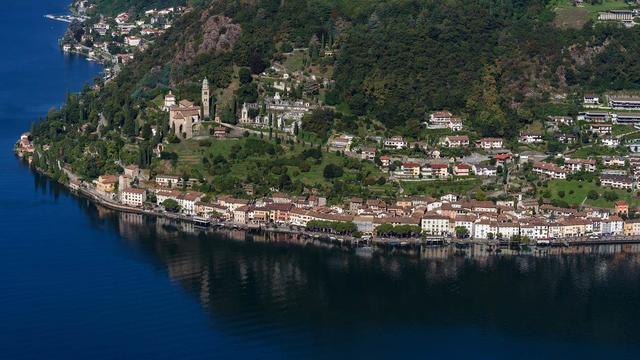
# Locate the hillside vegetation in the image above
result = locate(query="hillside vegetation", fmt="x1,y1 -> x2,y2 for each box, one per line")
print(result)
88,0 -> 640,135
28,0 -> 640,199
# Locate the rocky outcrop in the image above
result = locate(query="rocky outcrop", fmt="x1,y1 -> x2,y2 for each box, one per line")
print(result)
199,15 -> 242,54
174,14 -> 241,64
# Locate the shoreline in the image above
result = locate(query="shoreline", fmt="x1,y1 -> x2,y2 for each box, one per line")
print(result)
16,149 -> 640,255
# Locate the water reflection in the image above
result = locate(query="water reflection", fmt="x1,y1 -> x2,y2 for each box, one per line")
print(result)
28,173 -> 640,349
63,198 -> 639,347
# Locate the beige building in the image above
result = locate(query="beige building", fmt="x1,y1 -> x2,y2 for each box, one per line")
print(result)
624,219 -> 640,236
170,100 -> 201,139
95,175 -> 118,194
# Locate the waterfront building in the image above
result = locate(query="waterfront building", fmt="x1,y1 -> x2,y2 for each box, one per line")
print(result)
624,219 -> 640,236
120,188 -> 146,207
95,175 -> 118,194
421,214 -> 451,236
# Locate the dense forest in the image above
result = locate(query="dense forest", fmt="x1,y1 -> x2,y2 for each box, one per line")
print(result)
88,0 -> 640,135
29,0 -> 640,183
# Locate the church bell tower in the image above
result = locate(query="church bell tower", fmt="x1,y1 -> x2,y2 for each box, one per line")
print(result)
202,78 -> 210,119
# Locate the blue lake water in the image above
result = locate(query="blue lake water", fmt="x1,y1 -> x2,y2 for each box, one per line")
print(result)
2,1 -> 640,359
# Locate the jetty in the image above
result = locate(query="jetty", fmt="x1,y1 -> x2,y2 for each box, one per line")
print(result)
44,14 -> 88,24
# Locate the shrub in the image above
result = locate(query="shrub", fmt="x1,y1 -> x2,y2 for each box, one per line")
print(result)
323,163 -> 344,179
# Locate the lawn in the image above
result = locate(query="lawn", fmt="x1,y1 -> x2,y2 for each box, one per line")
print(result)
552,0 -> 629,28
613,124 -> 636,136
545,179 -> 640,208
163,137 -> 395,197
401,178 -> 482,197
283,50 -> 306,72
571,144 -> 626,158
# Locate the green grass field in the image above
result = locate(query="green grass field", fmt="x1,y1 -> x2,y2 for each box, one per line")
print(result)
401,178 -> 482,197
161,137 -> 395,197
283,50 -> 306,72
552,0 -> 630,28
613,124 -> 636,136
545,179 -> 640,208
571,144 -> 627,158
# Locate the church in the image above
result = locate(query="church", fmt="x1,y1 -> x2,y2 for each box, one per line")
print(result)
165,78 -> 210,139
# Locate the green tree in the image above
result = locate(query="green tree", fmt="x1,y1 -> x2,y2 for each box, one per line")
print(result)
238,67 -> 252,85
323,163 -> 344,179
455,226 -> 469,239
162,199 -> 180,212
466,65 -> 507,137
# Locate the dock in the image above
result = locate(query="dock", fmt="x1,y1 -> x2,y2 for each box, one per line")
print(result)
44,14 -> 88,24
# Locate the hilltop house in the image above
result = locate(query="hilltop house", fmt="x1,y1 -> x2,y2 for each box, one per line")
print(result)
609,94 -> 640,110
519,132 -> 544,144
533,162 -> 567,179
583,94 -> 600,105
475,138 -> 504,149
600,175 -> 635,190
384,136 -> 408,150
588,123 -> 612,135
442,135 -> 469,148
564,158 -> 596,173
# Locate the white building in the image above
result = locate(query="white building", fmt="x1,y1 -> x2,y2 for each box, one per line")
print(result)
475,138 -> 504,149
163,91 -> 176,111
533,162 -> 567,180
421,214 -> 451,236
519,132 -> 544,144
120,188 -> 146,207
583,94 -> 600,105
125,36 -> 141,47
442,135 -> 469,148
383,136 -> 408,150
564,158 -> 596,173
601,136 -> 620,148
601,175 -> 635,190
473,221 -> 497,239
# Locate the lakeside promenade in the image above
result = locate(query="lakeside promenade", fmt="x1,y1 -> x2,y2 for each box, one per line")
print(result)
65,171 -> 640,251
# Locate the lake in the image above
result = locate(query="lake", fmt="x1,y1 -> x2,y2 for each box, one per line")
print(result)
1,1 -> 640,359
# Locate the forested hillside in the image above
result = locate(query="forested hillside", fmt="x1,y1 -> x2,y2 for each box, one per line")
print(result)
87,0 -> 188,16
84,0 -> 640,137
29,0 -> 640,186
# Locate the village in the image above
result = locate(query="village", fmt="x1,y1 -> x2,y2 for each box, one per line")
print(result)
20,0 -> 640,246
16,88 -> 640,245
55,0 -> 186,80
